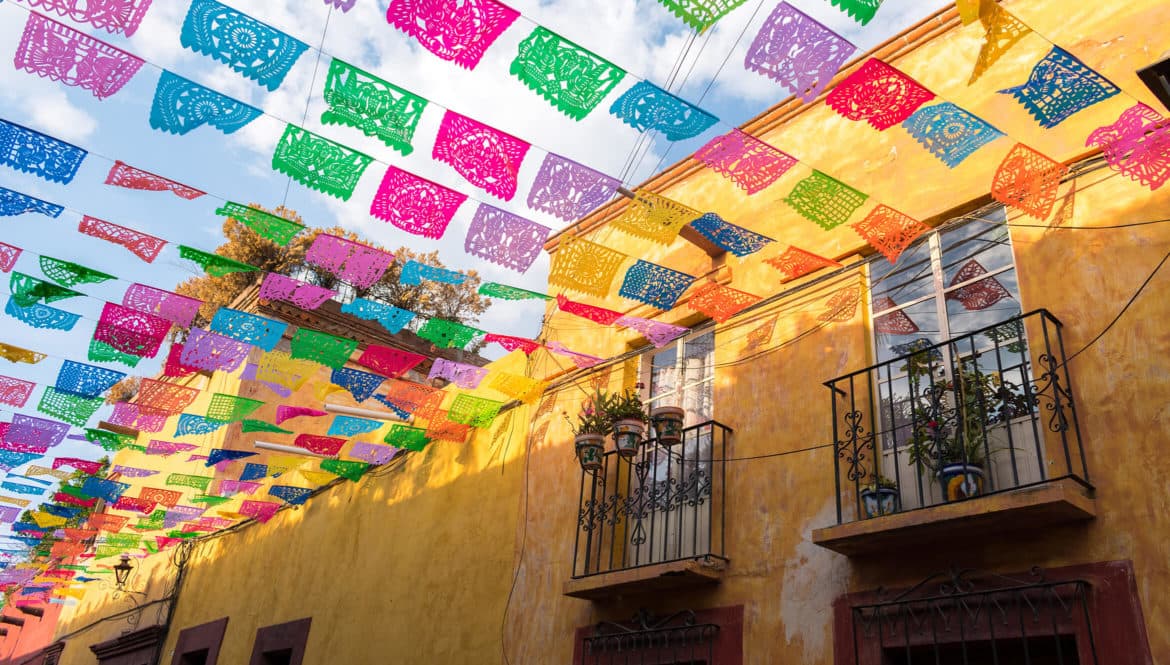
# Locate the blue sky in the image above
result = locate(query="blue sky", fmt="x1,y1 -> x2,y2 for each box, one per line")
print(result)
0,0 -> 948,539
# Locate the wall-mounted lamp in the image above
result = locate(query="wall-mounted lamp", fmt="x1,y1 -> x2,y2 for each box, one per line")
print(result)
323,403 -> 410,423
113,553 -> 134,588
253,441 -> 333,458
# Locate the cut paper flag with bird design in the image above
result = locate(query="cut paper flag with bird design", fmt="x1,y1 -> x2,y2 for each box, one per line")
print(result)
14,13 -> 144,100
1086,104 -> 1170,192
527,153 -> 620,223
850,205 -> 929,264
290,329 -> 359,369
991,144 -> 1069,219
122,283 -> 202,328
386,0 -> 519,70
399,261 -> 466,286
179,246 -> 259,277
78,217 -> 167,263
510,27 -> 626,120
619,260 -> 695,310
695,129 -> 797,195
548,236 -> 626,297
827,0 -> 884,25
271,125 -> 373,201
432,111 -> 530,201
257,273 -> 336,310
688,213 -> 772,257
744,2 -> 855,103
340,298 -> 415,334
687,283 -> 759,323
612,191 -> 701,245
370,167 -> 467,238
998,47 -> 1119,128
216,203 -> 305,246
653,0 -> 749,32
463,204 -> 549,274
826,58 -> 935,131
0,187 -> 62,219
24,0 -> 154,36
305,235 -> 394,290
609,81 -> 718,141
783,170 -> 868,230
0,119 -> 88,184
180,0 -> 308,91
150,71 -> 262,136
416,318 -> 482,350
901,102 -> 1004,168
322,59 -> 428,155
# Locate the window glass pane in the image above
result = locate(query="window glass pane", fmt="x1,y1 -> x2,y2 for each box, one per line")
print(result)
870,241 -> 934,307
681,332 -> 714,387
941,213 -> 1013,285
944,268 -> 1021,337
874,300 -> 942,364
649,346 -> 677,401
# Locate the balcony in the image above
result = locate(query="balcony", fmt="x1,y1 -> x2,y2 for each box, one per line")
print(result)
812,310 -> 1095,556
564,421 -> 731,600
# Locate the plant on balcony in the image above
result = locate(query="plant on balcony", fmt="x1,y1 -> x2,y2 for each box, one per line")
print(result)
902,349 -> 1034,503
860,474 -> 900,518
566,393 -> 612,472
600,389 -> 648,459
650,403 -> 686,446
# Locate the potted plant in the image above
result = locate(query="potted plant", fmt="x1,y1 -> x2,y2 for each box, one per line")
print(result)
859,474 -> 900,518
902,352 -> 1032,503
566,395 -> 611,472
602,389 -> 648,458
650,404 -> 686,446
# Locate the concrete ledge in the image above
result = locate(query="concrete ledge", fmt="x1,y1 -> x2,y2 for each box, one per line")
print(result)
811,477 -> 1096,557
562,557 -> 727,600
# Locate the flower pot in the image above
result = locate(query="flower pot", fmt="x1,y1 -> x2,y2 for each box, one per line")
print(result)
612,419 -> 645,458
574,434 -> 605,472
860,487 -> 900,518
650,406 -> 686,446
937,463 -> 985,502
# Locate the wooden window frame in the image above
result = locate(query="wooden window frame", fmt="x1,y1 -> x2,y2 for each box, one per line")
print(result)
170,617 -> 229,665
832,560 -> 1153,665
572,605 -> 743,665
247,617 -> 311,665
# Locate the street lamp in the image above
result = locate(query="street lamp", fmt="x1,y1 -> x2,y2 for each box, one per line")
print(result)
113,553 -> 134,588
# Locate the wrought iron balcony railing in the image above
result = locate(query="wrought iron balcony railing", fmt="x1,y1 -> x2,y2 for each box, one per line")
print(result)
572,421 -> 731,579
825,309 -> 1089,525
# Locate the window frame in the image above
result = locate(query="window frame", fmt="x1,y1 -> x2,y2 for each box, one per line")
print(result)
572,606 -> 744,665
639,329 -> 716,426
170,617 -> 229,665
247,618 -> 311,665
831,561 -> 1153,665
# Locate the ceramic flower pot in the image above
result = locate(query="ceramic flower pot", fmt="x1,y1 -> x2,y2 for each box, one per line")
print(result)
860,487 -> 900,518
612,418 -> 646,458
650,406 -> 686,445
938,463 -> 985,501
574,434 -> 605,472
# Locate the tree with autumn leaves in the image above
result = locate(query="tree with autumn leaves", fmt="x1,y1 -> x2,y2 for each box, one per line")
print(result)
174,205 -> 491,327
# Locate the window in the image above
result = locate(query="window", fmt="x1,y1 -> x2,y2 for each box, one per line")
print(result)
833,562 -> 1154,665
869,209 -> 1022,365
867,211 -> 1044,509
573,607 -> 743,665
248,618 -> 311,665
641,330 -> 714,426
171,618 -> 227,665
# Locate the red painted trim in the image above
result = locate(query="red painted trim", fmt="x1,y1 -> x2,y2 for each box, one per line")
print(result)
247,618 -> 311,665
832,560 -> 1153,665
170,617 -> 228,665
572,605 -> 743,665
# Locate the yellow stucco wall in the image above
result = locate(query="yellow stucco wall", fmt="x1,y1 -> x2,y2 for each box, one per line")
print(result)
35,1 -> 1170,664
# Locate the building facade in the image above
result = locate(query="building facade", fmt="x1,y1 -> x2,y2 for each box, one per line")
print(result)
6,1 -> 1169,663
